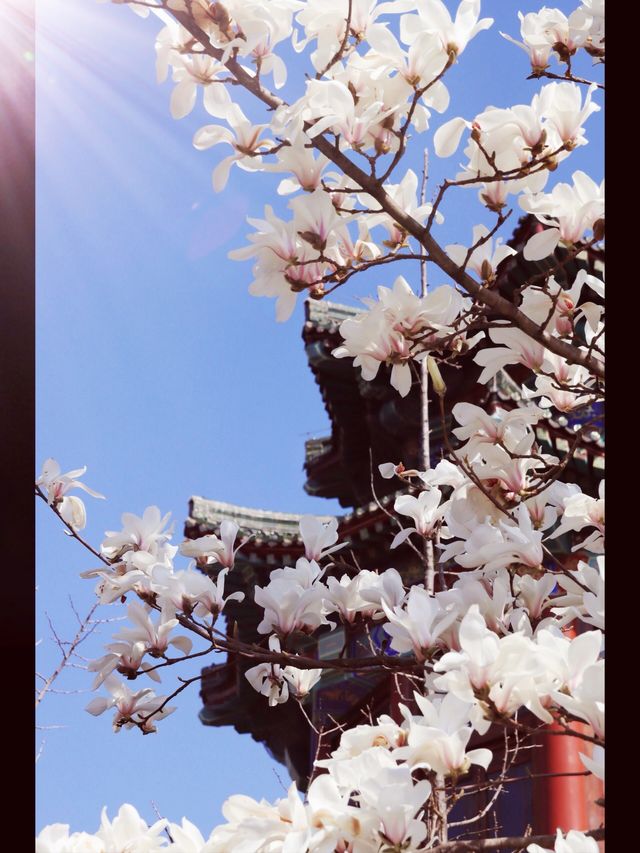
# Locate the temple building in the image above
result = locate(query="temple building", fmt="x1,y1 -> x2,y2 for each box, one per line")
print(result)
183,217 -> 604,840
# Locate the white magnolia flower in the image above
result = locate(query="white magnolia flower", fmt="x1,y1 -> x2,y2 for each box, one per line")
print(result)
57,495 -> 88,531
474,327 -> 553,384
166,817 -> 208,853
85,675 -> 176,734
521,170 -> 604,260
396,0 -> 494,59
245,636 -> 290,706
392,487 -> 446,546
207,781 -> 310,852
152,565 -> 245,619
452,401 -> 543,458
396,692 -> 492,777
37,458 -> 105,504
552,557 -> 604,629
548,480 -> 604,553
193,107 -> 272,192
179,520 -> 241,569
446,224 -> 516,280
254,558 -> 330,636
333,275 -> 464,397
95,804 -> 168,852
528,828 -> 600,853
361,767 -> 432,849
579,744 -> 604,781
282,664 -> 323,700
101,506 -> 174,564
36,824 -> 103,853
299,515 -> 344,561
382,585 -> 457,660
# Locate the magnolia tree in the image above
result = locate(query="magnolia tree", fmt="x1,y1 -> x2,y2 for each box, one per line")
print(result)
36,1 -> 604,850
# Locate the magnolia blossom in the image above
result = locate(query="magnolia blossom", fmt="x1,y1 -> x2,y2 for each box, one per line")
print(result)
528,828 -> 600,853
166,817 -> 209,852
207,781 -> 311,852
357,765 -> 431,849
437,569 -> 514,637
193,107 -> 273,192
36,458 -> 104,529
254,558 -> 330,636
101,506 -> 175,565
474,327 -> 553,384
395,0 -> 494,59
382,585 -> 457,659
94,804 -> 168,852
179,520 -> 240,569
548,480 -> 604,553
552,557 -> 604,629
57,495 -> 88,531
152,564 -> 245,618
501,7 -> 594,73
36,458 -> 105,505
85,675 -> 176,734
434,82 -> 599,201
87,601 -> 192,687
392,487 -> 447,546
36,805 -> 169,853
521,170 -> 604,260
451,401 -> 543,458
446,223 -> 516,281
433,605 -> 559,725
396,692 -> 492,777
333,275 -> 465,397
299,515 -> 344,561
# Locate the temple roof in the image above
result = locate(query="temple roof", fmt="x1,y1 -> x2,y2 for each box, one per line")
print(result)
187,215 -> 604,789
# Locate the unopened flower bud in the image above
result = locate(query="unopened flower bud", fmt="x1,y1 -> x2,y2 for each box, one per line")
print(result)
593,218 -> 605,241
427,356 -> 446,397
480,259 -> 494,282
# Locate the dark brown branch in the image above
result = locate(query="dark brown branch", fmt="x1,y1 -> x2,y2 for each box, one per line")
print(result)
428,827 -> 604,852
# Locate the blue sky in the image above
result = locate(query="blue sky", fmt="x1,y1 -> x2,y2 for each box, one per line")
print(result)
36,0 -> 603,835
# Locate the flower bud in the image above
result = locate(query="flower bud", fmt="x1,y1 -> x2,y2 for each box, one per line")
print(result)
427,356 -> 446,397
480,259 -> 494,282
593,218 -> 605,241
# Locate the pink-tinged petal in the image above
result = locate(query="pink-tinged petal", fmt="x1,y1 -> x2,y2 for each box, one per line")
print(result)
523,227 -> 560,261
434,117 -> 468,157
466,747 -> 493,770
193,124 -> 234,150
391,527 -> 416,549
270,53 -> 287,90
170,80 -> 196,120
85,697 -> 111,716
391,363 -> 412,397
203,83 -> 233,119
274,290 -> 297,323
424,79 -> 450,113
170,635 -> 193,655
212,155 -> 236,193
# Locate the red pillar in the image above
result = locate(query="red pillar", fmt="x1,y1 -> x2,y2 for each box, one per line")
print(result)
531,617 -> 598,837
532,721 -> 590,834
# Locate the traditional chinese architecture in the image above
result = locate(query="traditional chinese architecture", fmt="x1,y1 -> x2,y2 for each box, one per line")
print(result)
184,216 -> 604,839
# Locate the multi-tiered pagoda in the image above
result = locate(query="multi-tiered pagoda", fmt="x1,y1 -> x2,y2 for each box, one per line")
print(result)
184,216 -> 604,839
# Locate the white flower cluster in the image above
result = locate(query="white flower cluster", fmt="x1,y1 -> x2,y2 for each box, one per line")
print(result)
36,804 -> 210,853
36,458 -> 105,531
332,274 -> 471,396
501,1 -> 604,72
435,80 -> 599,211
73,504 -> 245,732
